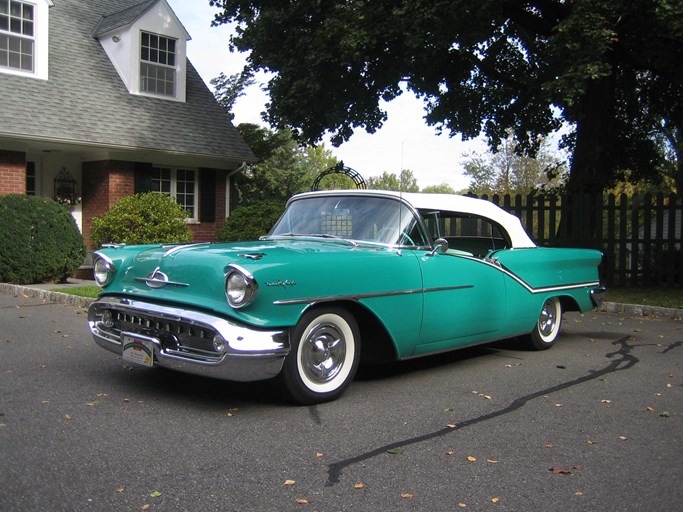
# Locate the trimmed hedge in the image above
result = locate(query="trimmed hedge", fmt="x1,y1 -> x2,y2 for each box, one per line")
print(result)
90,193 -> 193,247
0,194 -> 86,284
216,200 -> 285,241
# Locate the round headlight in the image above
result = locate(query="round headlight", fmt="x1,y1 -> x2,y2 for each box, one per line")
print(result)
93,256 -> 115,287
225,267 -> 258,308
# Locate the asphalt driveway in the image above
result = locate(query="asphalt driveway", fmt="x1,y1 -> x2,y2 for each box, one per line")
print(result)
0,291 -> 681,511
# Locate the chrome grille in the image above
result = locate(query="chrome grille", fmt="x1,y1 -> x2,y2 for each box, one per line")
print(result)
99,308 -> 221,357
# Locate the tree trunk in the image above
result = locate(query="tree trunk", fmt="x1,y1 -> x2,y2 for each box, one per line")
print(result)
558,74 -> 618,246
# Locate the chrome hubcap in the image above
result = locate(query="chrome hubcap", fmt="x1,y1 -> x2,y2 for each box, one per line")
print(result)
539,300 -> 556,337
301,323 -> 346,384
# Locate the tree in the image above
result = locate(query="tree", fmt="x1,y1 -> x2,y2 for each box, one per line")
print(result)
211,71 -> 256,122
421,183 -> 456,194
233,124 -> 339,203
211,0 -> 682,199
463,133 -> 566,196
367,170 -> 420,192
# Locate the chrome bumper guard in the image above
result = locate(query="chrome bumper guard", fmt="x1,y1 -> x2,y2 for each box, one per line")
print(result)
88,297 -> 289,382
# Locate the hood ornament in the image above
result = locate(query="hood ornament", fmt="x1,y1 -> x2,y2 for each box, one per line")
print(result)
135,267 -> 189,289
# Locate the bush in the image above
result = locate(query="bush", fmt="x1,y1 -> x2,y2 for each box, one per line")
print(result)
0,195 -> 86,284
217,200 -> 285,241
90,193 -> 194,247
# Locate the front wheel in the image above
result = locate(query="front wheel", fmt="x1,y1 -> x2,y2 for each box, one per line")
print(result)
279,308 -> 360,404
527,297 -> 562,350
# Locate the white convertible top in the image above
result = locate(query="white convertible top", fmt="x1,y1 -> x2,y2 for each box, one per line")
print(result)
293,190 -> 537,248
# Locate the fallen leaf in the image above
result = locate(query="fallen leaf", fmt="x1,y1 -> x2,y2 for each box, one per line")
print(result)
587,440 -> 596,445
387,447 -> 404,455
491,497 -> 501,503
226,408 -> 239,417
64,415 -> 72,421
545,443 -> 553,448
315,452 -> 323,458
150,491 -> 161,498
549,466 -> 577,475
0,423 -> 6,428
458,503 -> 467,508
141,505 -> 150,511
295,498 -> 309,505
97,393 -> 109,398
86,401 -> 99,407
116,487 -> 125,493
123,398 -> 130,403
446,451 -> 455,456
618,436 -> 627,441
555,403 -> 563,408
467,456 -> 477,462
284,480 -> 296,486
487,459 -> 499,464
574,491 -> 584,496
601,400 -> 612,404
660,411 -> 670,417
646,407 -> 654,412
354,483 -> 365,489
447,423 -> 457,429
400,493 -> 415,499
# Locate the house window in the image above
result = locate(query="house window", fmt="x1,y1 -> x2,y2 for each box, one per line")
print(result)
151,167 -> 196,219
140,31 -> 176,96
0,0 -> 34,72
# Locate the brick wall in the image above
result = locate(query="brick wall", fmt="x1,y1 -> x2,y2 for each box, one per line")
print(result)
81,161 -> 135,250
0,150 -> 26,194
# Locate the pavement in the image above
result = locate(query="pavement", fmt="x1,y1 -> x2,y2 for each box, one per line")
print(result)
1,278 -> 682,319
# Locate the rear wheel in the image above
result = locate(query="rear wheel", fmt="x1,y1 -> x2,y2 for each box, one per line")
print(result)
527,297 -> 562,350
279,307 -> 360,404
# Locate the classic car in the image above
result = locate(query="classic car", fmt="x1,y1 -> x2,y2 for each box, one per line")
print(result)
88,190 -> 605,404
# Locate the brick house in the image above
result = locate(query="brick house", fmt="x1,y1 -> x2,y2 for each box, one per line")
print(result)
0,0 -> 255,251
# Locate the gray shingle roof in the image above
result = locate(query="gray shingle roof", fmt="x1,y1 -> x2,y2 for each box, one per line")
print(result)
91,0 -> 157,37
0,0 -> 255,164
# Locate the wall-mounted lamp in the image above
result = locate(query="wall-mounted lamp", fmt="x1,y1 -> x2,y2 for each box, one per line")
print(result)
112,35 -> 121,43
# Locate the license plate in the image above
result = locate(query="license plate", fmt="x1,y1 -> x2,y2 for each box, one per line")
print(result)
122,335 -> 155,367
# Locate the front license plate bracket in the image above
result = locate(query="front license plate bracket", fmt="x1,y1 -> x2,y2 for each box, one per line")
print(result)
122,333 -> 157,367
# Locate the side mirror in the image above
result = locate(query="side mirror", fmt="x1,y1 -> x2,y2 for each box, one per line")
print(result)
429,238 -> 449,256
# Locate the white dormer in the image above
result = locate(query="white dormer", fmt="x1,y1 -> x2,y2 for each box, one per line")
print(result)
93,0 -> 190,102
0,0 -> 53,80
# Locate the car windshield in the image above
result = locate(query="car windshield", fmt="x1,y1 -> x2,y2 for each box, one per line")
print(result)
268,195 -> 428,247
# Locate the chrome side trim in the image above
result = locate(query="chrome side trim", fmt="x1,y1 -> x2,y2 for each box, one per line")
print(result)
273,285 -> 474,305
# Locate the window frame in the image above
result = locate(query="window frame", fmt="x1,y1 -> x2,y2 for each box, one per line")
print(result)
0,0 -> 35,74
139,30 -> 177,97
150,166 -> 198,221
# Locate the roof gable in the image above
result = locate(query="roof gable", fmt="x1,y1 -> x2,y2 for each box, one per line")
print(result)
0,0 -> 254,166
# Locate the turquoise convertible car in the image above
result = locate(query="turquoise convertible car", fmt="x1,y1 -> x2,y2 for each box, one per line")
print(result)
88,190 -> 605,404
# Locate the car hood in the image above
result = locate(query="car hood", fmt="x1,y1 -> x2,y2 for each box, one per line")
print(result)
98,239 -> 414,326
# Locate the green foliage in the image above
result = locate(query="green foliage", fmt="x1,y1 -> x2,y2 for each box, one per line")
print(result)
421,183 -> 456,194
216,200 -> 285,241
463,134 -> 566,196
211,71 -> 256,122
213,0 -> 683,196
0,194 -> 86,284
234,124 -> 340,203
90,193 -> 193,247
367,170 -> 419,192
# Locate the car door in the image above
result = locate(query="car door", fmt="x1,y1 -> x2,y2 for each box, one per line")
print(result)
413,250 -> 507,356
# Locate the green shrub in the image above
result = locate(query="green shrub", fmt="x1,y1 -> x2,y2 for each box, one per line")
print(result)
0,194 -> 86,284
90,193 -> 193,247
217,200 -> 285,241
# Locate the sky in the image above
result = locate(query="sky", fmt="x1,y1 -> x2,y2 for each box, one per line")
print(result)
166,0 -> 483,191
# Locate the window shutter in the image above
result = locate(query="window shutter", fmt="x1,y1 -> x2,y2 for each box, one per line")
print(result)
134,162 -> 153,194
199,169 -> 216,223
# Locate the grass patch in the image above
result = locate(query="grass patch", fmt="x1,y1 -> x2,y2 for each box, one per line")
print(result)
605,288 -> 683,310
50,285 -> 101,299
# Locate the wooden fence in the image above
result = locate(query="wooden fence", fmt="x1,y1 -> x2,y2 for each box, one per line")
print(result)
472,193 -> 682,288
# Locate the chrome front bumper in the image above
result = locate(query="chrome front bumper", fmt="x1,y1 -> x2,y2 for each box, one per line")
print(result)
88,297 -> 289,382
